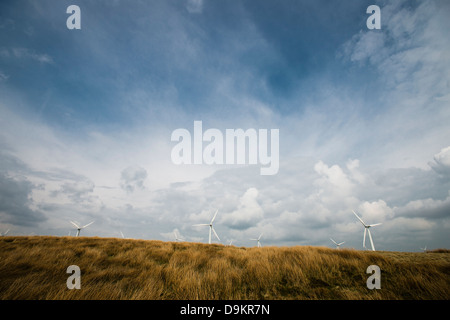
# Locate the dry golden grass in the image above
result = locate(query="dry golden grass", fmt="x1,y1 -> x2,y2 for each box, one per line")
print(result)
0,236 -> 449,300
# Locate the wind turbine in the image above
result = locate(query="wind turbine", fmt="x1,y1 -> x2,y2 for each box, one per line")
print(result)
420,246 -> 427,252
352,210 -> 381,251
0,229 -> 10,236
119,231 -> 131,239
250,233 -> 263,247
193,209 -> 220,244
70,221 -> 94,237
330,238 -> 345,249
174,230 -> 184,242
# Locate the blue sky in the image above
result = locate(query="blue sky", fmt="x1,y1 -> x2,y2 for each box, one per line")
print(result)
1,0 -> 449,251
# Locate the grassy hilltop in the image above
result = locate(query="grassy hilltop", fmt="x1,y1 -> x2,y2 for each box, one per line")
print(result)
0,236 -> 449,300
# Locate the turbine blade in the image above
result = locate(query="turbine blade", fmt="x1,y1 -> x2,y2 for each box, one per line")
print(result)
193,224 -> 209,226
338,242 -> 345,245
330,238 -> 337,245
70,221 -> 80,228
82,221 -> 94,229
210,209 -> 219,224
212,226 -> 220,241
368,229 -> 375,251
369,223 -> 382,227
352,210 -> 367,226
258,233 -> 263,240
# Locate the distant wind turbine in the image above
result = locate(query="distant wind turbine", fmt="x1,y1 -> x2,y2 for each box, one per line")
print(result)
0,229 -> 10,236
174,230 -> 184,242
119,231 -> 131,239
420,246 -> 427,252
352,210 -> 381,251
250,233 -> 263,248
330,238 -> 345,249
70,221 -> 94,237
193,209 -> 220,244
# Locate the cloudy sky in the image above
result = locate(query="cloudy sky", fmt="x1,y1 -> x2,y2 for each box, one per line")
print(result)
1,0 -> 449,251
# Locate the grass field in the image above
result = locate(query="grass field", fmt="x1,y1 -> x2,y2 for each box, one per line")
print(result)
0,236 -> 448,300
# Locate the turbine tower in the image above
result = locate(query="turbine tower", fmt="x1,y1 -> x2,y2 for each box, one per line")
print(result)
352,210 -> 381,251
193,209 -> 220,244
330,238 -> 345,249
250,233 -> 263,247
70,221 -> 94,237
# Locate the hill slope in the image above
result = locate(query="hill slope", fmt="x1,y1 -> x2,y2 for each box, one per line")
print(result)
0,236 -> 449,299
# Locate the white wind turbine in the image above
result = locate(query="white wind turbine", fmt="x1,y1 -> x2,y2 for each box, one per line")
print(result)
352,210 -> 381,251
420,246 -> 427,252
70,221 -> 94,237
193,209 -> 220,244
330,238 -> 345,249
0,229 -> 10,236
119,231 -> 131,239
174,230 -> 184,242
250,233 -> 263,248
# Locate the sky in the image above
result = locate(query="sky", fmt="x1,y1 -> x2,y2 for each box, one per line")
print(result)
0,0 -> 449,251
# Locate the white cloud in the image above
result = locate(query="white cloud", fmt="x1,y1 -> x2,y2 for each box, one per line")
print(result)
336,1 -> 450,172
120,165 -> 148,194
222,187 -> 264,229
2,47 -> 54,64
344,30 -> 386,64
394,191 -> 450,220
53,179 -> 96,202
186,0 -> 203,13
429,146 -> 450,176
0,71 -> 8,81
0,173 -> 46,226
357,199 -> 394,223
390,217 -> 435,232
314,160 -> 353,191
434,146 -> 450,167
313,160 -> 357,210
346,159 -> 367,184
